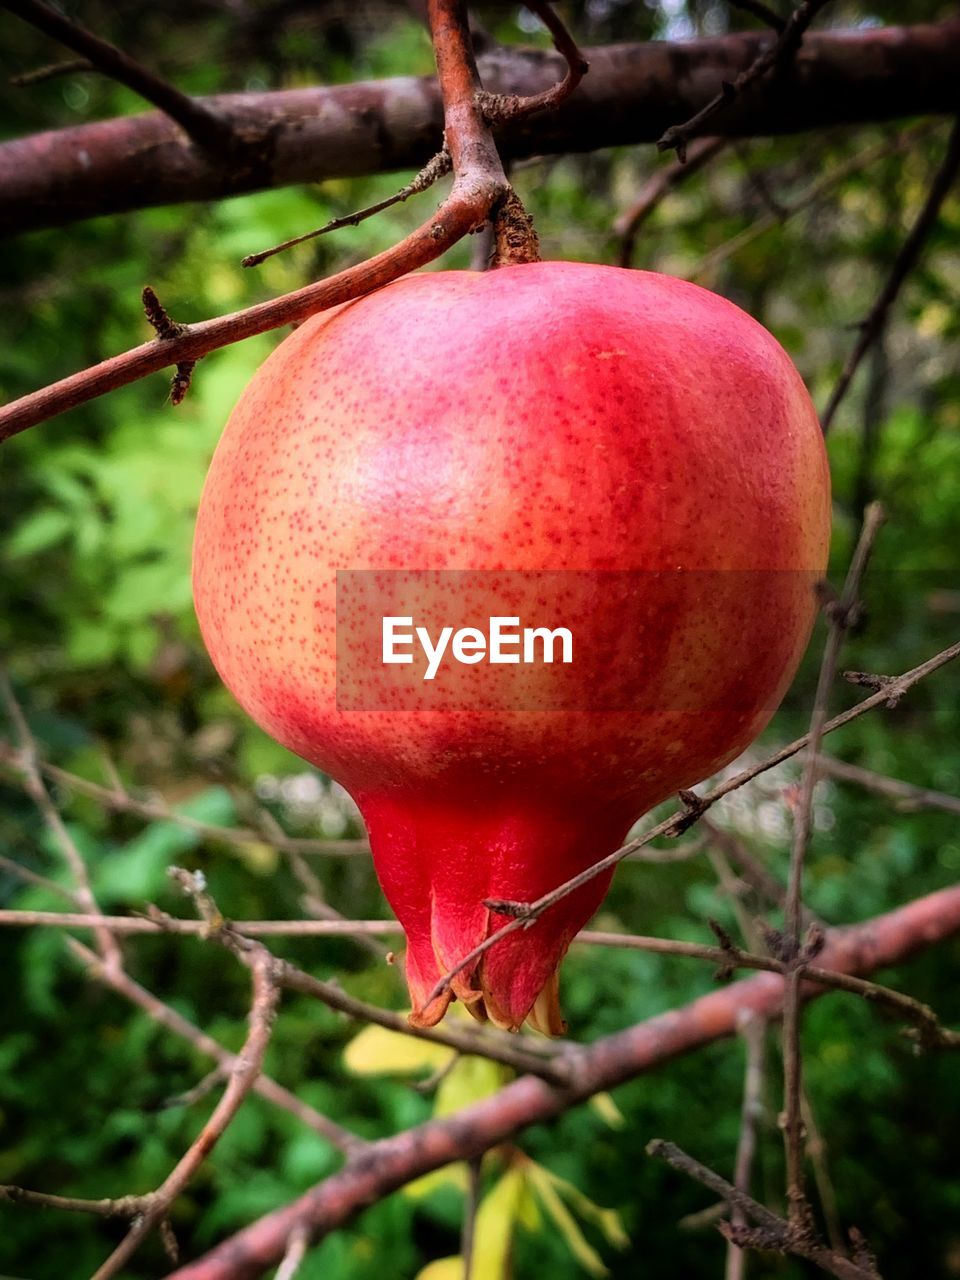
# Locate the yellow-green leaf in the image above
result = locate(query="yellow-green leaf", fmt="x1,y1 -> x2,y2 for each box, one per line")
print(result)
435,1055 -> 509,1117
343,1023 -> 453,1077
588,1092 -> 625,1130
524,1160 -> 620,1278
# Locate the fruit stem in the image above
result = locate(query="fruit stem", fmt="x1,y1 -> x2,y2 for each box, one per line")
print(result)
491,188 -> 541,266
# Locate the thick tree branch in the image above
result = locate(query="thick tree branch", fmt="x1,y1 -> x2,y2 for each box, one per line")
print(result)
164,884 -> 960,1280
0,21 -> 958,237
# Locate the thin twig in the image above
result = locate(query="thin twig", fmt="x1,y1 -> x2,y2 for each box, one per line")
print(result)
0,0 -> 518,442
67,937 -> 362,1153
0,1185 -> 145,1218
647,1141 -> 877,1280
657,0 -> 833,159
814,755 -> 960,817
693,123 -> 938,283
477,0 -> 588,124
615,137 -> 727,266
241,150 -> 452,267
821,116 -> 960,431
0,671 -> 122,971
165,885 -> 960,1279
89,948 -> 281,1280
726,1014 -> 768,1280
781,501 -> 885,1227
801,1091 -> 846,1253
10,56 -> 92,85
422,633 -> 960,1013
1,0 -> 236,152
0,744 -> 368,856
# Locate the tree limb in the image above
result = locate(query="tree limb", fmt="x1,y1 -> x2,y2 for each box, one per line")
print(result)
163,883 -> 960,1280
1,21 -> 958,237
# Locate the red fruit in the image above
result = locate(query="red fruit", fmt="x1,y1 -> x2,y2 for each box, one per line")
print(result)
193,262 -> 831,1034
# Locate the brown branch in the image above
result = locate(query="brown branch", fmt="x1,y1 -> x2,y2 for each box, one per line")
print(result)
820,115 -> 960,430
9,56 -> 93,85
67,938 -> 362,1154
726,1014 -> 767,1280
781,502 -> 884,1227
164,884 -> 960,1280
693,122 -> 937,283
0,743 -> 368,856
0,0 -> 518,442
648,1141 -> 876,1280
814,754 -> 960,817
5,908 -> 956,1047
89,947 -> 281,1280
1,0 -> 237,153
0,909 -> 402,935
0,671 -> 122,971
477,0 -> 587,125
657,0 -> 834,159
423,634 -> 960,1013
241,149 -> 452,268
615,136 -> 728,267
0,21 -> 958,238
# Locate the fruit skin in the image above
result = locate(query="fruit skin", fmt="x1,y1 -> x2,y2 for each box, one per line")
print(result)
193,261 -> 831,1033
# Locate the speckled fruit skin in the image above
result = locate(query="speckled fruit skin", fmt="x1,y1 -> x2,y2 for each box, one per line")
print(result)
193,261 -> 831,1033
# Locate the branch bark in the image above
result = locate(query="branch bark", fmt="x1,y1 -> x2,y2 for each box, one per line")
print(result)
164,883 -> 960,1280
1,20 -> 958,236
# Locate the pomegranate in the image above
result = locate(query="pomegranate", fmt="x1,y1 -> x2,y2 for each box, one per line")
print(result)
193,262 -> 831,1033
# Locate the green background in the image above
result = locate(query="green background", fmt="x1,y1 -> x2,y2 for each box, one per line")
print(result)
1,2 -> 959,1277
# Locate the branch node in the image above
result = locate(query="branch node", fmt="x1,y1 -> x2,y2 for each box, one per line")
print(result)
142,286 -> 188,341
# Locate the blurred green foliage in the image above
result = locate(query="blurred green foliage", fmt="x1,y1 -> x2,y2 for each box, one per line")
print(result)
1,2 -> 959,1278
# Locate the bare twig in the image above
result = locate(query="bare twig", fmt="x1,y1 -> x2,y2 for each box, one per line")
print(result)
0,743 -> 368,855
615,136 -> 727,267
423,633 -> 960,1013
0,0 -> 519,443
67,938 -> 361,1153
657,0 -> 833,159
821,116 -> 960,431
0,671 -> 122,971
693,123 -> 936,283
89,947 -> 281,1280
648,1141 -> 877,1280
780,502 -> 884,1227
814,755 -> 960,817
0,910 -> 400,935
163,886 -> 960,1280
1,0 -> 236,153
726,1013 -> 768,1280
0,1185 -> 146,1218
10,56 -> 92,85
477,0 -> 588,124
241,150 -> 453,268
162,866 -> 570,1081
